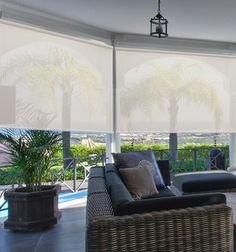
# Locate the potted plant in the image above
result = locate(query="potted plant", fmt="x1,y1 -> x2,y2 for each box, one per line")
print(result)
0,128 -> 61,231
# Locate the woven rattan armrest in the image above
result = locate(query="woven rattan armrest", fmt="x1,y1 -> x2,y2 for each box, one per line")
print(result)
87,204 -> 233,252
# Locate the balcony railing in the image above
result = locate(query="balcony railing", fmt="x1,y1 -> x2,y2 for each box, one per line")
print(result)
0,146 -> 229,196
153,146 -> 229,174
0,155 -> 106,216
50,154 -> 106,192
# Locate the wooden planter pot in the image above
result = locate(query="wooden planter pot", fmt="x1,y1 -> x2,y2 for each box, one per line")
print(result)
4,185 -> 61,231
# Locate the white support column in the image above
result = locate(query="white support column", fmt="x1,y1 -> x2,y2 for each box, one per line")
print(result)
105,133 -> 112,163
112,133 -> 120,153
229,84 -> 236,169
105,36 -> 121,163
229,133 -> 236,168
105,133 -> 120,163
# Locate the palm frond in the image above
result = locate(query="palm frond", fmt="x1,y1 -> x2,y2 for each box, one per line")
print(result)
0,129 -> 60,191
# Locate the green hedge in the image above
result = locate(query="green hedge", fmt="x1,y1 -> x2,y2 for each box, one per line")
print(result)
0,143 -> 229,185
54,143 -> 229,162
0,166 -> 23,185
45,165 -> 85,182
0,165 -> 85,186
121,143 -> 229,173
55,144 -> 106,165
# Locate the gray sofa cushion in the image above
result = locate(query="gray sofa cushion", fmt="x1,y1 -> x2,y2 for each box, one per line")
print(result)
172,170 -> 236,193
119,161 -> 159,199
104,163 -> 175,214
105,169 -> 134,214
110,184 -> 134,213
105,163 -> 118,174
105,171 -> 123,193
106,161 -> 171,187
116,193 -> 226,216
112,150 -> 165,189
157,160 -> 171,186
153,188 -> 175,198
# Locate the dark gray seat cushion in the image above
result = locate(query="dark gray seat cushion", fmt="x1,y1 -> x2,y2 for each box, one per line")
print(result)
116,193 -> 226,216
105,170 -> 124,193
105,163 -> 118,174
89,167 -> 104,179
110,184 -> 134,213
154,188 -> 176,198
157,160 -> 171,186
105,170 -> 134,214
105,161 -> 171,187
172,170 -> 236,193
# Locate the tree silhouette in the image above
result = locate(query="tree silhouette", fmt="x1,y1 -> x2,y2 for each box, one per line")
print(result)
120,57 -> 225,160
0,43 -> 103,167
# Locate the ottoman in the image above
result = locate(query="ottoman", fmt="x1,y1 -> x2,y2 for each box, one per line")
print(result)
172,170 -> 236,194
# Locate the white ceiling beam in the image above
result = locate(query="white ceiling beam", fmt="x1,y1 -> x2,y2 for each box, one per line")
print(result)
0,1 -> 112,44
1,0 -> 236,54
113,33 -> 236,55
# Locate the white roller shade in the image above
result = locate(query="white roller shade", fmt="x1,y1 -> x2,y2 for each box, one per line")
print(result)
116,47 -> 236,133
0,21 -> 113,132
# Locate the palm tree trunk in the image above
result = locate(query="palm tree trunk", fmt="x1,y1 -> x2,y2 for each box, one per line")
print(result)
169,133 -> 178,160
62,92 -> 72,169
169,99 -> 179,161
62,131 -> 71,169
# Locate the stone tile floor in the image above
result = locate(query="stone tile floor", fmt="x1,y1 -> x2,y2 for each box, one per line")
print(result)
1,192 -> 236,252
0,200 -> 86,252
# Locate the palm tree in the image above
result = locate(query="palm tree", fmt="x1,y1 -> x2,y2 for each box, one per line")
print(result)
120,57 -> 226,160
0,43 -> 103,168
0,128 -> 60,191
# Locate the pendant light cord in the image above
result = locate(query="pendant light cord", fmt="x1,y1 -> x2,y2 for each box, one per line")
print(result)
157,0 -> 161,13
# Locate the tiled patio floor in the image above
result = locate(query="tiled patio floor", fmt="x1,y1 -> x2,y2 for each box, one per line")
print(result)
1,192 -> 236,252
0,200 -> 86,252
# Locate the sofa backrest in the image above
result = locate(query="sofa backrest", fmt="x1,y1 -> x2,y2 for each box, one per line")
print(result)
104,165 -> 134,214
87,169 -> 233,252
107,160 -> 171,186
104,161 -> 171,214
87,167 -> 114,224
103,163 -> 227,217
157,160 -> 171,186
116,193 -> 226,215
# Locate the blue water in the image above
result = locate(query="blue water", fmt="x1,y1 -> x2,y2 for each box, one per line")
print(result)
0,190 -> 87,218
59,191 -> 87,203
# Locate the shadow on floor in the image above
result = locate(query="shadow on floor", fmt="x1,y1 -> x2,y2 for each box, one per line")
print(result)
1,204 -> 235,252
0,205 -> 86,252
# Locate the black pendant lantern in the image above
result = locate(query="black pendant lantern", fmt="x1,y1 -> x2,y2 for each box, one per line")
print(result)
150,0 -> 168,38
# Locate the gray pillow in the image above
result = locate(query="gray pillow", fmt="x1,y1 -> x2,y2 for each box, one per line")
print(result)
119,161 -> 159,199
112,149 -> 165,189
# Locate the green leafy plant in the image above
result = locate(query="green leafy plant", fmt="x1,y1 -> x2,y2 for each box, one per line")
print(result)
0,129 -> 60,191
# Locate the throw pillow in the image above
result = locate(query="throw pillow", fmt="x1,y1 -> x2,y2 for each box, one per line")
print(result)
119,160 -> 159,199
112,149 -> 165,189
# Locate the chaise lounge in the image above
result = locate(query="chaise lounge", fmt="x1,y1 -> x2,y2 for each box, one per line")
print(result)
86,151 -> 233,252
172,170 -> 236,195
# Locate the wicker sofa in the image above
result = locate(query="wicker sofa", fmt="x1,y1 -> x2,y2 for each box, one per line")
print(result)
86,161 -> 234,252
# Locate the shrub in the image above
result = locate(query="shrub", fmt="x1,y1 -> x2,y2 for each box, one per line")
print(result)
0,143 -> 229,185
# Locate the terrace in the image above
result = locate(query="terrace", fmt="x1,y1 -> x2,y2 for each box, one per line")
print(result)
0,144 -> 236,251
0,192 -> 87,252
1,0 -> 236,251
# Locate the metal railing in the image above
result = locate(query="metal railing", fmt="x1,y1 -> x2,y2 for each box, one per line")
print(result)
153,146 -> 229,174
0,167 -> 22,213
50,154 -> 106,192
0,147 -> 229,196
0,153 -> 106,196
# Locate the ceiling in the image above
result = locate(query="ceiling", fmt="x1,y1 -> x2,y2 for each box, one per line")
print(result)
3,0 -> 236,43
